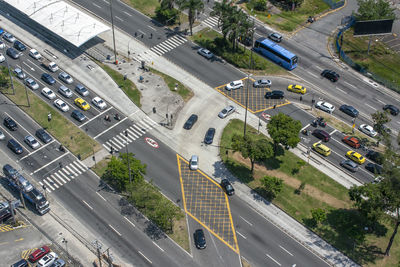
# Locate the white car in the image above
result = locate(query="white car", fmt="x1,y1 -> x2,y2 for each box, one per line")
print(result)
58,71 -> 73,84
189,155 -> 199,170
0,40 -> 5,49
25,78 -> 39,90
29,48 -> 42,60
197,48 -> 214,59
24,135 -> 40,149
92,96 -> 107,110
315,101 -> 335,113
0,130 -> 5,140
225,80 -> 243,91
359,124 -> 377,137
218,105 -> 236,119
37,251 -> 58,267
0,53 -> 4,63
41,87 -> 56,100
54,99 -> 69,112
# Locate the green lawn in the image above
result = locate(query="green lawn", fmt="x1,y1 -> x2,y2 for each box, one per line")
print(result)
4,82 -> 101,160
121,0 -> 158,17
220,119 -> 400,266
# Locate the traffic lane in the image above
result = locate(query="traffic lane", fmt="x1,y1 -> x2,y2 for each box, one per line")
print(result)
261,103 -> 315,127
18,141 -> 64,173
77,108 -> 122,137
166,42 -> 246,87
230,197 -> 330,267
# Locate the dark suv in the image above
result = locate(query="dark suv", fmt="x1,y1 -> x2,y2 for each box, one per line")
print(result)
13,40 -> 26,51
321,69 -> 340,82
4,117 -> 18,130
383,104 -> 399,116
265,90 -> 284,99
194,229 -> 206,249
7,139 -> 23,154
183,114 -> 198,130
366,150 -> 384,165
35,129 -> 53,144
312,129 -> 330,142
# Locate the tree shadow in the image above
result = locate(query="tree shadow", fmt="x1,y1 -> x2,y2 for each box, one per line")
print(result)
144,221 -> 166,241
222,158 -> 254,183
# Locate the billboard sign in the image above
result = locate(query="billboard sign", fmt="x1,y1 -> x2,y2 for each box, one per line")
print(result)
354,19 -> 394,36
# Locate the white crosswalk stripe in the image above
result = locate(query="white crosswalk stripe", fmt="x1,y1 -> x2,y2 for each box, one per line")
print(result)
39,182 -> 51,193
43,180 -> 55,191
127,128 -> 139,139
73,161 -> 88,172
143,117 -> 157,126
137,120 -> 152,129
112,137 -> 125,148
202,16 -> 219,29
53,173 -> 66,184
68,163 -> 81,175
45,177 -> 59,189
108,139 -> 122,150
133,124 -> 146,133
50,175 -> 64,186
57,171 -> 70,182
129,126 -> 142,136
62,167 -> 73,177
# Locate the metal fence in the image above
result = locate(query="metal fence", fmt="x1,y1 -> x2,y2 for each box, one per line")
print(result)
336,18 -> 400,93
322,0 -> 345,9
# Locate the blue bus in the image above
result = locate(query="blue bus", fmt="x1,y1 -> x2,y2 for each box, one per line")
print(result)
254,38 -> 298,70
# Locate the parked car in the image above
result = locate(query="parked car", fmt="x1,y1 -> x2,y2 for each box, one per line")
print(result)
0,53 -> 5,63
366,150 -> 384,165
218,105 -> 235,119
253,79 -> 271,88
41,87 -> 56,100
71,110 -> 86,122
7,139 -> 23,154
339,104 -> 359,117
287,84 -> 306,94
315,101 -> 335,113
342,135 -> 360,149
41,73 -> 56,85
268,32 -> 282,42
0,130 -> 5,140
37,251 -> 58,267
265,90 -> 284,99
25,77 -> 39,90
58,71 -> 73,84
58,85 -> 73,98
189,155 -> 199,170
346,150 -> 366,164
365,163 -> 383,175
14,67 -> 26,79
220,179 -> 235,195
75,97 -> 90,110
92,96 -> 107,110
54,99 -> 69,112
29,48 -> 42,60
183,114 -> 198,130
225,80 -> 243,91
197,48 -> 214,59
312,129 -> 330,142
6,47 -> 20,59
13,40 -> 26,51
359,124 -> 377,137
340,159 -> 358,172
24,135 -> 40,149
75,84 -> 89,96
4,117 -> 18,130
312,142 -> 331,156
11,259 -> 28,267
383,104 -> 399,116
204,128 -> 216,145
194,229 -> 206,249
321,69 -> 340,82
50,258 -> 66,267
0,40 -> 4,49
36,129 -> 53,144
3,32 -> 16,43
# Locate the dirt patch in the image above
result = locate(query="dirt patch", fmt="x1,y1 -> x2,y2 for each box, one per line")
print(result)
231,153 -> 349,209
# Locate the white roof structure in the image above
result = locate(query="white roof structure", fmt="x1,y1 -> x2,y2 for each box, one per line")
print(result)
5,0 -> 110,47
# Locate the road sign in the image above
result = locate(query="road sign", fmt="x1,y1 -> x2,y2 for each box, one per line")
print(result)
261,112 -> 271,121
145,137 -> 159,148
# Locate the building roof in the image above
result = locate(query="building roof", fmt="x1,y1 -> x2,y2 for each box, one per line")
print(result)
5,0 -> 110,47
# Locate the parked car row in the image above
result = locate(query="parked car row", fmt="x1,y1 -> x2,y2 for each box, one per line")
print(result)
11,244 -> 65,267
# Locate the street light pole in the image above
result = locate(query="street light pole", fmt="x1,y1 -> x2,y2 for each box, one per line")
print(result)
3,46 -> 15,95
18,56 -> 30,107
244,18 -> 255,137
124,131 -> 132,184
109,0 -> 118,64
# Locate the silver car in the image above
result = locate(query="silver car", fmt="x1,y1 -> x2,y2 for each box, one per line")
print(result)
75,84 -> 89,96
14,67 -> 26,79
58,85 -> 73,98
268,32 -> 282,43
218,105 -> 236,119
3,32 -> 16,43
25,78 -> 39,90
253,79 -> 271,88
0,130 -> 5,140
197,48 -> 214,59
340,159 -> 358,172
58,71 -> 73,84
189,155 -> 199,170
24,135 -> 40,149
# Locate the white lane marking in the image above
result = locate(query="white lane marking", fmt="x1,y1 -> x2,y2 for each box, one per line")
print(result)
101,0 -> 109,3
17,139 -> 56,161
138,251 -> 152,264
124,217 -> 136,227
236,231 -> 247,239
43,180 -> 55,191
314,65 -> 323,71
240,216 -> 253,226
96,192 -> 107,201
148,25 -> 156,31
152,241 -> 165,252
279,245 -> 294,256
266,253 -> 281,266
115,16 -> 123,22
123,11 -> 132,17
300,123 -> 310,132
397,121 -> 400,124
365,103 -> 377,110
343,81 -> 356,88
376,99 -> 385,105
93,3 -> 101,8
23,61 -> 35,71
82,200 -> 93,210
306,71 -> 318,78
329,129 -> 337,135
53,173 -> 66,184
109,224 -> 122,236
94,116 -> 128,139
79,107 -> 112,128
335,87 -> 347,95
30,152 -> 70,175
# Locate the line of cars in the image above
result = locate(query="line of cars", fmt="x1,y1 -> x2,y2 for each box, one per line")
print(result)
12,245 -> 65,267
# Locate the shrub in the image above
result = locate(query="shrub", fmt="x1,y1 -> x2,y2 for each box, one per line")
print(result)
155,7 -> 179,25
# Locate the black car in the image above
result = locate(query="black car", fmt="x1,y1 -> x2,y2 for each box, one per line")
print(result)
6,47 -> 20,59
41,73 -> 56,85
194,229 -> 206,249
366,150 -> 384,165
365,162 -> 383,175
265,90 -> 284,99
7,139 -> 23,154
321,69 -> 340,82
183,114 -> 198,130
13,40 -> 26,51
383,104 -> 399,116
4,117 -> 18,130
10,259 -> 28,267
35,129 -> 53,144
339,104 -> 359,117
71,110 -> 86,122
220,179 -> 235,195
204,128 -> 215,145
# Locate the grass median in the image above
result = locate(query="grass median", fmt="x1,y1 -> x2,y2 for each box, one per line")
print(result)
3,81 -> 101,160
220,119 -> 400,266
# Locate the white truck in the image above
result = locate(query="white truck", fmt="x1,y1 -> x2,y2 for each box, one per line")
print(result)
42,59 -> 59,72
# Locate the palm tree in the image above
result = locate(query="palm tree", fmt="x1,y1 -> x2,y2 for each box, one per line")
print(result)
210,0 -> 231,28
159,0 -> 175,9
178,0 -> 204,35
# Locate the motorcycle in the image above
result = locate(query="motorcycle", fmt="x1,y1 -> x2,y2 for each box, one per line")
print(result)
316,117 -> 327,127
114,113 -> 121,121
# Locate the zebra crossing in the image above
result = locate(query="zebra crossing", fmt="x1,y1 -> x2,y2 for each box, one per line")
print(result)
39,160 -> 88,192
133,35 -> 187,63
202,16 -> 219,29
102,117 -> 156,151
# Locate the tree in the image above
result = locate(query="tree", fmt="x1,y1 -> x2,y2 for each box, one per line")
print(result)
267,113 -> 302,155
355,0 -> 395,20
0,66 -> 10,89
178,0 -> 204,35
261,175 -> 283,199
210,0 -> 231,29
311,208 -> 327,226
371,110 -> 391,145
231,134 -> 273,175
250,0 -> 267,11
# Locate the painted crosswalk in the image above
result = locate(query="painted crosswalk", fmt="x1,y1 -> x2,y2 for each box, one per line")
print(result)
39,160 -> 88,192
102,117 -> 157,152
202,16 -> 219,29
133,35 -> 187,62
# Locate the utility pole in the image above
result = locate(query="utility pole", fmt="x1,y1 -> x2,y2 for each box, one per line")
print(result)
19,56 -> 30,107
94,240 -> 103,267
3,46 -> 15,95
244,18 -> 255,137
124,131 -> 132,184
109,0 -> 118,64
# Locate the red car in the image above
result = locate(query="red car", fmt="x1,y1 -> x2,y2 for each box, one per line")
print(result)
28,245 -> 50,263
342,136 -> 361,149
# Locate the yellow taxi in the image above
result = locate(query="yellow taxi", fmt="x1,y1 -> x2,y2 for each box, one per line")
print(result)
288,84 -> 306,94
346,150 -> 366,164
312,142 -> 331,156
74,98 -> 90,111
